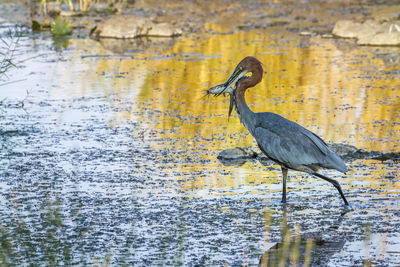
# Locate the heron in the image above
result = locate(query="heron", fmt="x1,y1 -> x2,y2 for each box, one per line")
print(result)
208,56 -> 349,205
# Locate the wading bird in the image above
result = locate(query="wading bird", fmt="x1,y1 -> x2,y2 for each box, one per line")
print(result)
208,56 -> 349,205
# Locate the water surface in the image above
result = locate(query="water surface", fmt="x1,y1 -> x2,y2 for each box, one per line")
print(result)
0,23 -> 399,265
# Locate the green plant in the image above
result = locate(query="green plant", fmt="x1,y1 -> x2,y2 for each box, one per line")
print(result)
50,17 -> 72,36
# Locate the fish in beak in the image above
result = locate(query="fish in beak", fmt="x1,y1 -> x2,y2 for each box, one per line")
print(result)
205,83 -> 235,120
205,65 -> 248,119
205,83 -> 236,119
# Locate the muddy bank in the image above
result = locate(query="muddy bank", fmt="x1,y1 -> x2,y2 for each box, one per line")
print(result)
3,1 -> 400,39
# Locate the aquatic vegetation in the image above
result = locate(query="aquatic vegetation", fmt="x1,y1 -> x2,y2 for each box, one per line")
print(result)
50,16 -> 72,36
31,20 -> 42,31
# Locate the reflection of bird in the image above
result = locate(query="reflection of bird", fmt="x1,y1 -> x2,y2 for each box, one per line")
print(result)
259,205 -> 347,266
213,56 -> 349,205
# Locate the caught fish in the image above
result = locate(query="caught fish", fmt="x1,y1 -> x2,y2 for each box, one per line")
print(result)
205,83 -> 234,96
205,83 -> 236,120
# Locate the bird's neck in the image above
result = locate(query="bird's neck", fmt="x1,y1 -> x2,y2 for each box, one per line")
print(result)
235,87 -> 256,134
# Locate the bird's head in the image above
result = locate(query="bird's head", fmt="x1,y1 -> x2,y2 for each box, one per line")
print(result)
205,56 -> 263,118
219,56 -> 263,94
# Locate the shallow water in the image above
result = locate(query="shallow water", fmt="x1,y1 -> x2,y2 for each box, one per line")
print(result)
0,23 -> 399,265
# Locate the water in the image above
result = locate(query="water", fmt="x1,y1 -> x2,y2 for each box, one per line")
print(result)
0,23 -> 399,265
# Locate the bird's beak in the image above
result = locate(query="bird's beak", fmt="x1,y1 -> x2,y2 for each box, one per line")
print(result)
205,64 -> 246,119
206,65 -> 246,96
223,65 -> 247,119
222,65 -> 247,95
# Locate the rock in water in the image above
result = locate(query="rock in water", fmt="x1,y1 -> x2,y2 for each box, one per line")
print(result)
327,143 -> 359,157
217,147 -> 258,166
332,19 -> 400,46
148,23 -> 181,37
357,31 -> 400,46
332,20 -> 365,38
92,15 -> 182,38
217,147 -> 257,160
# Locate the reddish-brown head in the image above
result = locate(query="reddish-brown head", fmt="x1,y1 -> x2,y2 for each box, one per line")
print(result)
223,56 -> 263,93
238,57 -> 263,76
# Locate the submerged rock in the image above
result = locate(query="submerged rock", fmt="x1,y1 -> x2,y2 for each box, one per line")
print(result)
327,143 -> 400,161
370,152 -> 400,161
217,143 -> 399,167
327,142 -> 359,157
332,19 -> 400,46
217,147 -> 257,166
217,147 -> 257,160
91,15 -> 182,39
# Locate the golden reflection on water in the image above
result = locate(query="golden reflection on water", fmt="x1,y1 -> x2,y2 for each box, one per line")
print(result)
63,25 -> 399,194
73,27 -> 399,153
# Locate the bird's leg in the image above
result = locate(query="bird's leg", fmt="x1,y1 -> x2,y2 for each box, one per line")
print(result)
312,173 -> 349,205
281,167 -> 288,203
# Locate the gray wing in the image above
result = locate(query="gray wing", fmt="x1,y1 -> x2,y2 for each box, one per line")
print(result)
254,112 -> 347,173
